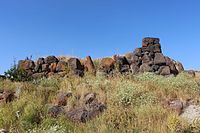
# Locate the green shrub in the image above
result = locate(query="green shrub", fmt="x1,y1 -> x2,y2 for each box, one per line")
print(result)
4,64 -> 32,82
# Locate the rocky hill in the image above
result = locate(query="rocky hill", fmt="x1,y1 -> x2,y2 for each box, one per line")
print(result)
16,37 -> 184,80
1,37 -> 200,133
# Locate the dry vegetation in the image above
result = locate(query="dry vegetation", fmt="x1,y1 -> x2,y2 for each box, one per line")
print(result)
0,72 -> 200,133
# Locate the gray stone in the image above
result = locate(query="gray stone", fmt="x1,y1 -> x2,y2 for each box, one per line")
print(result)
154,53 -> 166,65
18,60 -> 35,71
114,56 -> 130,73
48,105 -> 65,118
44,56 -> 58,64
142,37 -> 160,47
140,63 -> 153,72
66,108 -> 89,123
165,57 -> 178,75
142,54 -> 151,64
159,66 -> 171,76
175,61 -> 184,73
42,64 -> 49,72
130,63 -> 140,74
56,61 -> 68,72
133,48 -> 142,57
84,93 -> 97,104
181,105 -> 200,124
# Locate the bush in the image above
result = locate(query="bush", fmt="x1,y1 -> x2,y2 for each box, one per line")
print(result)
4,64 -> 32,82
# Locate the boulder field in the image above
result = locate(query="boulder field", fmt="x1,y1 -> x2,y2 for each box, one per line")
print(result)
17,37 -> 184,78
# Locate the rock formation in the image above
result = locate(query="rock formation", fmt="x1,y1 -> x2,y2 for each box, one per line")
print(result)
16,37 -> 184,79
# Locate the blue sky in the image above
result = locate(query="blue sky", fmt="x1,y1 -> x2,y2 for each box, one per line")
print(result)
0,0 -> 200,74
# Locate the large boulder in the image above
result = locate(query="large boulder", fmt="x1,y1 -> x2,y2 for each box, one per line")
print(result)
66,108 -> 89,123
41,64 -> 49,72
49,63 -> 57,73
130,63 -> 140,74
68,58 -> 84,77
84,92 -> 97,104
142,54 -> 152,64
44,56 -> 58,64
0,90 -> 16,103
35,58 -> 45,72
56,61 -> 68,72
165,57 -> 178,75
84,56 -> 96,74
148,43 -> 162,53
142,37 -> 160,47
52,92 -> 72,106
48,105 -> 65,118
113,55 -> 130,73
18,60 -> 35,71
139,63 -> 153,72
133,48 -> 142,57
100,58 -> 115,74
159,66 -> 171,76
174,61 -> 184,73
154,53 -> 166,65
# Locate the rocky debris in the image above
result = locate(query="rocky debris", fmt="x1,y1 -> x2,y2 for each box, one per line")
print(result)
0,90 -> 16,103
48,92 -> 106,123
67,58 -> 84,77
48,105 -> 65,118
66,108 -> 89,123
84,56 -> 96,74
52,92 -> 73,106
180,105 -> 200,124
84,92 -> 97,104
161,99 -> 193,115
184,70 -> 196,77
100,58 -> 115,74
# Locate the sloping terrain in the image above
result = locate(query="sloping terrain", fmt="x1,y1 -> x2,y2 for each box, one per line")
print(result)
1,72 -> 200,133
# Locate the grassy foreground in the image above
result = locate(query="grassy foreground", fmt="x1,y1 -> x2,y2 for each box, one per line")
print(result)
0,72 -> 200,133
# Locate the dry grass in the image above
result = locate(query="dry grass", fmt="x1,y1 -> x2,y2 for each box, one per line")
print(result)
0,72 -> 200,133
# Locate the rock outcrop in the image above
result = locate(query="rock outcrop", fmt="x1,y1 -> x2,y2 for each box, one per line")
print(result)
48,92 -> 106,123
16,37 -> 184,78
128,37 -> 184,76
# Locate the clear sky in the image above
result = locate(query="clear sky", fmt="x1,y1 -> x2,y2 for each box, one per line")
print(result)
0,0 -> 200,74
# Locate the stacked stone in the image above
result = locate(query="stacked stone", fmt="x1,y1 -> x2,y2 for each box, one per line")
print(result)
128,37 -> 184,75
18,56 -> 85,78
16,37 -> 184,78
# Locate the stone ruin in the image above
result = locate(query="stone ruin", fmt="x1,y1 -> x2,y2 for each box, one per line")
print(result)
16,37 -> 184,79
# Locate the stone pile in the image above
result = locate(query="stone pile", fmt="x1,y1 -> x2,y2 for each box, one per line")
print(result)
16,37 -> 184,78
0,89 -> 16,103
126,37 -> 184,75
48,92 -> 106,123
